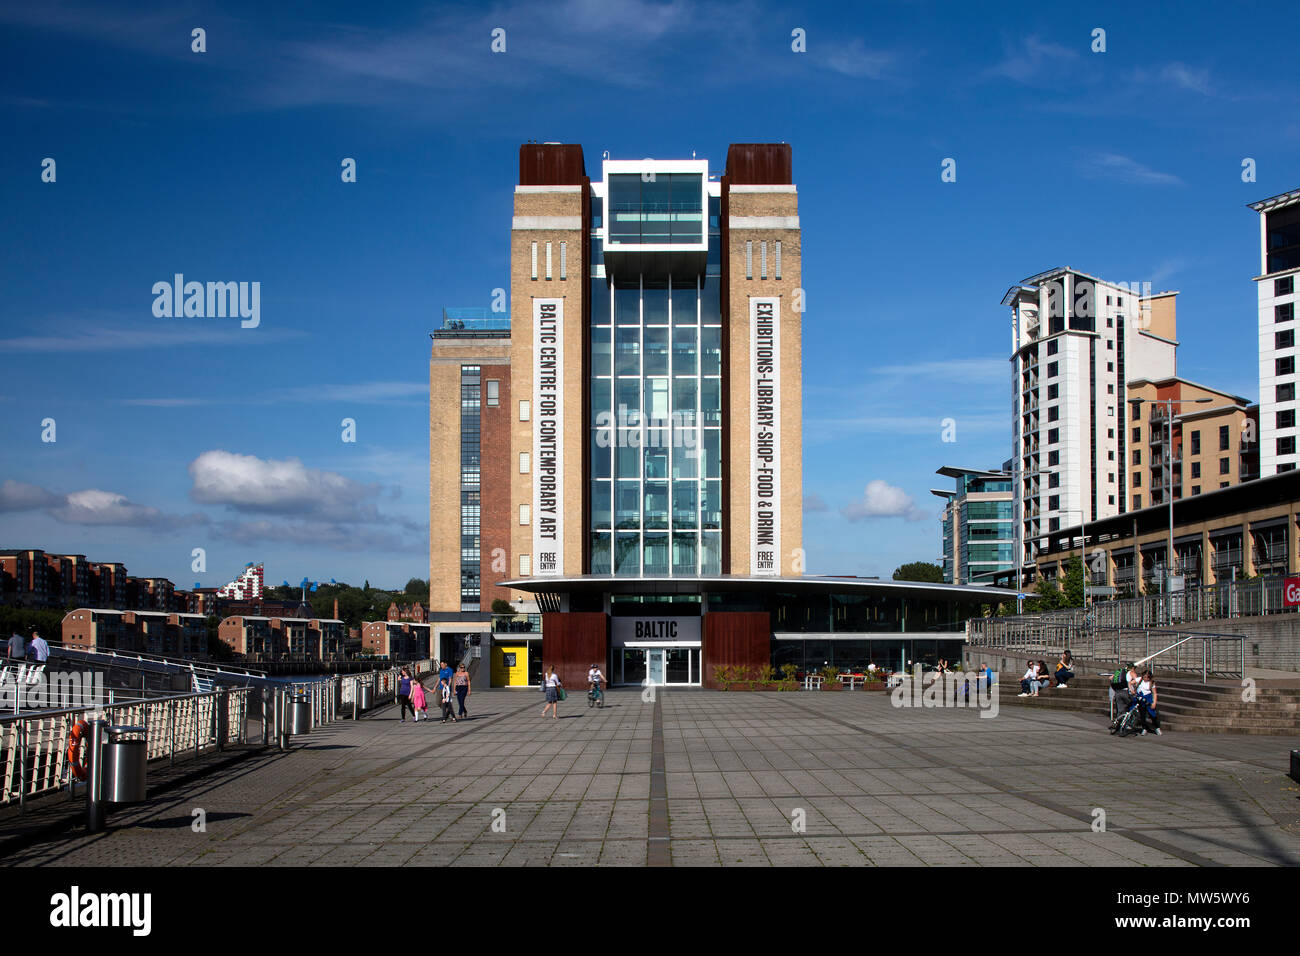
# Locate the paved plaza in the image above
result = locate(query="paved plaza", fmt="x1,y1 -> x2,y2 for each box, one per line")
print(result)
5,688 -> 1299,867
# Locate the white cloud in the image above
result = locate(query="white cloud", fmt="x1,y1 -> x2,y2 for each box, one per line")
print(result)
823,38 -> 895,79
188,450 -> 380,518
989,35 -> 1078,83
0,479 -> 204,528
0,479 -> 63,512
842,480 -> 929,522
1078,153 -> 1184,187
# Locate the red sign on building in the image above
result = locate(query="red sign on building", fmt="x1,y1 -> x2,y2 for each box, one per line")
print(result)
1284,577 -> 1300,607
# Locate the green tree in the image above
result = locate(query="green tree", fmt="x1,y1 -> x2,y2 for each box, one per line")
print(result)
1060,555 -> 1086,608
891,562 -> 945,583
404,577 -> 429,599
491,598 -> 516,614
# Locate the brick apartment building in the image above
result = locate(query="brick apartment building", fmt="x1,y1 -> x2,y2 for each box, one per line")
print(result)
361,620 -> 432,658
217,615 -> 346,660
62,608 -> 209,657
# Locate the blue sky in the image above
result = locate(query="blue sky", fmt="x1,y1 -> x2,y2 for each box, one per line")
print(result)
2,0 -> 1297,590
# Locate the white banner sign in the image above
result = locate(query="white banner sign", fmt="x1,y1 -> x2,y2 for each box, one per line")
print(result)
533,298 -> 563,575
751,297 -> 780,575
611,617 -> 702,646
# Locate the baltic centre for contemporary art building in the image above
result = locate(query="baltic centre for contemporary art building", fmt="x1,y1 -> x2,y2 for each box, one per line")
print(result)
430,142 -> 1014,688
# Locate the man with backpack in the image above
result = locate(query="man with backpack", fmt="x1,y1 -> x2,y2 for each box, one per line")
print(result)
1110,663 -> 1139,715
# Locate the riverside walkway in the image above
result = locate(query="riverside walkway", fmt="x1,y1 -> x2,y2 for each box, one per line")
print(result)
3,688 -> 1298,867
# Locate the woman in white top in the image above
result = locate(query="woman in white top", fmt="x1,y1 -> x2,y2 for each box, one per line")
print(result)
541,665 -> 562,719
1137,670 -> 1162,735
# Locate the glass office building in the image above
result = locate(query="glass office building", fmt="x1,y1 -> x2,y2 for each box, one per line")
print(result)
932,466 -> 1015,584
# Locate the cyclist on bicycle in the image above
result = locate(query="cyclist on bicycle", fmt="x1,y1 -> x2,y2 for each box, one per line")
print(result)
588,664 -> 605,697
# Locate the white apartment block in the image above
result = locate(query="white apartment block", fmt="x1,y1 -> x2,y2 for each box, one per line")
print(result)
1002,269 -> 1177,581
1249,188 -> 1300,476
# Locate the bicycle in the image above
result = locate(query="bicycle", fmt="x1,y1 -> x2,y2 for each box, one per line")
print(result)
587,682 -> 604,709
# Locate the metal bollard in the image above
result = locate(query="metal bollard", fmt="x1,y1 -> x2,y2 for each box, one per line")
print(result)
86,719 -> 108,833
262,689 -> 270,746
278,689 -> 290,751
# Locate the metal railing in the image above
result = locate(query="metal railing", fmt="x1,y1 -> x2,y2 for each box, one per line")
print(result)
0,687 -> 255,808
1003,574 -> 1299,627
0,659 -> 436,809
967,619 -> 1244,681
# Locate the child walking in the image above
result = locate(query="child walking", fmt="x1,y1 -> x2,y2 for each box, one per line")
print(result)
409,675 -> 428,722
440,680 -> 457,723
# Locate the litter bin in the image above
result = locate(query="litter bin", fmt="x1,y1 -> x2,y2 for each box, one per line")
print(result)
358,684 -> 373,711
102,725 -> 147,803
290,692 -> 312,735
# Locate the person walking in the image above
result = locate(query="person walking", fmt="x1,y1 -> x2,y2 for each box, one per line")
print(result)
396,668 -> 414,723
7,632 -> 25,661
541,665 -> 562,719
453,664 -> 470,719
440,680 -> 457,722
409,674 -> 428,722
28,630 -> 49,663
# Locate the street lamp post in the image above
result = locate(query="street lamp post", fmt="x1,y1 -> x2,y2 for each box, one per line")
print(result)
1129,395 -> 1214,619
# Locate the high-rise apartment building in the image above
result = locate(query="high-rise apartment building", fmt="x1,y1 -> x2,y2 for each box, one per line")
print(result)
1249,188 -> 1300,476
1002,269 -> 1178,582
930,466 -> 1014,584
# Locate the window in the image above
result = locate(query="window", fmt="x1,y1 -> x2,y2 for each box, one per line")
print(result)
1107,383 -> 1115,394
1108,450 -> 1115,460
1047,362 -> 1058,377
1048,428 -> 1059,444
1191,462 -> 1201,479
1277,329 -> 1295,350
1133,449 -> 1141,465
1049,473 -> 1059,488
1279,436 -> 1297,456
1048,406 -> 1059,422
1048,495 -> 1060,510
1133,472 -> 1142,488
774,241 -> 782,279
1107,340 -> 1113,350
1276,276 -> 1294,297
1107,317 -> 1114,328
519,554 -> 531,576
1107,405 -> 1114,417
1107,428 -> 1114,438
1108,495 -> 1115,504
1278,303 -> 1295,324
1191,485 -> 1200,495
486,380 -> 500,406
1133,495 -> 1142,509
519,400 -> 531,421
1279,409 -> 1296,429
1220,482 -> 1229,489
1278,383 -> 1296,402
1116,296 -> 1124,307
1132,427 -> 1141,442
760,240 -> 768,279
1219,425 -> 1230,450
745,241 -> 753,279
1190,430 -> 1200,455
1219,457 -> 1230,475
1047,340 -> 1058,355
1108,472 -> 1115,483
1047,383 -> 1058,399
1048,450 -> 1059,466
1107,362 -> 1114,372
519,452 -> 530,474
531,242 -> 538,280
545,242 -> 553,280
519,504 -> 531,525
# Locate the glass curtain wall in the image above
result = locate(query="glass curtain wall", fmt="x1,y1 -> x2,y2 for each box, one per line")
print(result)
589,187 -> 722,576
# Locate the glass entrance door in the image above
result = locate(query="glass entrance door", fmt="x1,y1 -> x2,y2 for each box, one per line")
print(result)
646,648 -> 666,685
